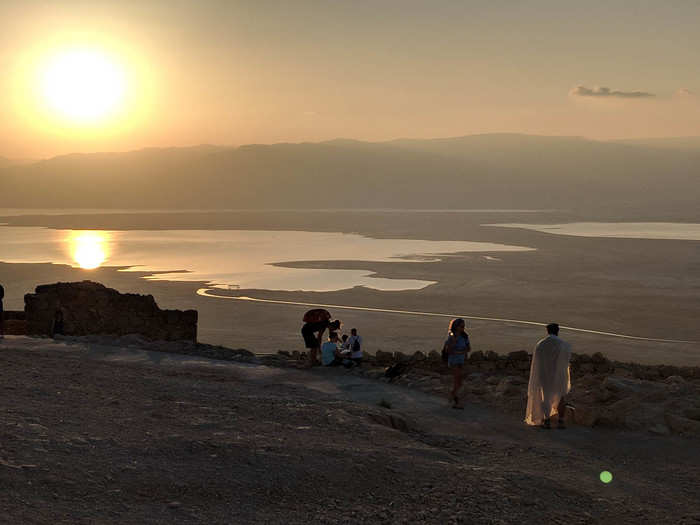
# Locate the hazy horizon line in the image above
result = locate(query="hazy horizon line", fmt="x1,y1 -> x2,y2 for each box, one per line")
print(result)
3,132 -> 700,163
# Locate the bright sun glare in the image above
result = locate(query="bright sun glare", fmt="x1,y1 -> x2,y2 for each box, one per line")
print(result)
41,49 -> 126,122
69,231 -> 110,270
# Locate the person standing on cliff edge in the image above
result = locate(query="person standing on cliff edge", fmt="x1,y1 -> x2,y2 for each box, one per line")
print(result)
444,318 -> 470,409
525,323 -> 572,429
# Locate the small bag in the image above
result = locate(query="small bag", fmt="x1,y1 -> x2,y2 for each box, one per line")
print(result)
441,337 -> 450,362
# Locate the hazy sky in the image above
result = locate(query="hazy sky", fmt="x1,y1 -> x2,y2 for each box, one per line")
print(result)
2,0 -> 699,158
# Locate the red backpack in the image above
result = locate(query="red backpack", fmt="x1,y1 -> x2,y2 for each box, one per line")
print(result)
303,309 -> 331,324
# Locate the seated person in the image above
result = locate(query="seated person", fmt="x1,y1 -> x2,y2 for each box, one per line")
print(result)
321,332 -> 343,366
340,334 -> 352,356
347,328 -> 363,366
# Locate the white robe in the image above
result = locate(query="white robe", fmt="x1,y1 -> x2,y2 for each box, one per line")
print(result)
524,335 -> 572,425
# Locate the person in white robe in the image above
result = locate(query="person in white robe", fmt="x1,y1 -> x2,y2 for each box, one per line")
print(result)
525,323 -> 572,428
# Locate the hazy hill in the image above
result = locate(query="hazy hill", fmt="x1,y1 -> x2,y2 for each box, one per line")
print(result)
0,156 -> 37,168
612,136 -> 700,151
1,135 -> 699,216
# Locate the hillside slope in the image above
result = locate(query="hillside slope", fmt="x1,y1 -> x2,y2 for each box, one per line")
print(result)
1,336 -> 698,524
1,135 -> 698,215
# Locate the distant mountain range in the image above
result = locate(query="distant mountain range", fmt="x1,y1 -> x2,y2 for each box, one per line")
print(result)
0,156 -> 38,168
1,134 -> 699,216
611,136 -> 700,151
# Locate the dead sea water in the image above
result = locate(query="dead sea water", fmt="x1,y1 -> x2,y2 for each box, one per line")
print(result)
0,226 -> 533,292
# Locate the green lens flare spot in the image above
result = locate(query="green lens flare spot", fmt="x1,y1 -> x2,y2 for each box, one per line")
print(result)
600,471 -> 613,484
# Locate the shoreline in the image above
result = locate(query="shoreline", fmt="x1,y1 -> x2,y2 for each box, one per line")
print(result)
1,208 -> 698,366
1,260 -> 699,367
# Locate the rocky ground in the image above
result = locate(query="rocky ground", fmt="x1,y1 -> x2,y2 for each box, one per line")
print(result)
266,348 -> 700,439
1,335 -> 699,524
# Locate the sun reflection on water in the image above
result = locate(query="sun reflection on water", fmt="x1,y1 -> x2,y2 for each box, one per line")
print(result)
68,230 -> 110,269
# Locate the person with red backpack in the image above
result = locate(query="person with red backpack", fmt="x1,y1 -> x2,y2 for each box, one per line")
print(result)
301,309 -> 341,367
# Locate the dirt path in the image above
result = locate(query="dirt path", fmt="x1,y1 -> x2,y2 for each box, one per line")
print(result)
1,336 -> 699,524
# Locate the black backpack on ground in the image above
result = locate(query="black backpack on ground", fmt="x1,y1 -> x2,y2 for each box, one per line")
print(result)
384,361 -> 411,380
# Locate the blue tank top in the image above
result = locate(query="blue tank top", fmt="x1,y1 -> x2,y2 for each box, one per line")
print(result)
452,333 -> 469,354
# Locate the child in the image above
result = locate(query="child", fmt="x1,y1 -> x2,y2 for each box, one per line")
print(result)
321,332 -> 343,366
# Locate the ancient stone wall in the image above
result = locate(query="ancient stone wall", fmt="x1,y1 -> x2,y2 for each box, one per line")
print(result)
24,281 -> 197,341
2,310 -> 27,335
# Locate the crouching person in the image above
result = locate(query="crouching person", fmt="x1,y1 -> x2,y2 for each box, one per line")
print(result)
321,332 -> 343,367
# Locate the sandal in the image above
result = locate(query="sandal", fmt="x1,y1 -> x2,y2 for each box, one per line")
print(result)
451,396 -> 465,410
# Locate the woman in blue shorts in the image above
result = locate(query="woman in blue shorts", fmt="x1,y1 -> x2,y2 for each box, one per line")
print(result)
445,318 -> 470,409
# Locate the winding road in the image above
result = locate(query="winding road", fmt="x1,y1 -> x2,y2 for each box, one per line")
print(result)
196,288 -> 700,345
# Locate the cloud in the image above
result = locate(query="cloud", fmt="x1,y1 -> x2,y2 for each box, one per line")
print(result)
569,85 -> 655,98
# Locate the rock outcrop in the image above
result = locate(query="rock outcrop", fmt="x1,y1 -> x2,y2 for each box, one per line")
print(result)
24,281 -> 197,341
270,348 -> 700,438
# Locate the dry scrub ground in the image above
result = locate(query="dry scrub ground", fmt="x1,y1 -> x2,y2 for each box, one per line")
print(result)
0,336 -> 699,524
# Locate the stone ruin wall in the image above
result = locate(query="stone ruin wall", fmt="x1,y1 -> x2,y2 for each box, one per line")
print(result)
2,310 -> 27,335
24,281 -> 197,342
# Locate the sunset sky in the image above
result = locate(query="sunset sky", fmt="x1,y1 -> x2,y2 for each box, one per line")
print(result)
2,0 -> 699,159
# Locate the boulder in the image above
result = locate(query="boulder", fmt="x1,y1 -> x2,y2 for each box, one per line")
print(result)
364,369 -> 386,380
514,360 -> 531,371
602,376 -> 659,395
427,350 -> 442,363
683,408 -> 700,421
477,361 -> 497,372
411,351 -> 427,362
659,366 -> 681,378
374,350 -> 394,365
366,412 -> 415,433
664,414 -> 700,436
573,406 -> 599,427
495,377 -> 524,396
593,387 -> 616,403
508,350 -> 530,361
647,424 -> 671,436
591,352 -> 609,364
394,351 -> 410,363
578,363 -> 596,374
469,351 -> 484,362
605,398 -> 664,431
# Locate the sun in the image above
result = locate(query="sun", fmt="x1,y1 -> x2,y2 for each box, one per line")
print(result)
68,231 -> 110,270
41,48 -> 126,123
